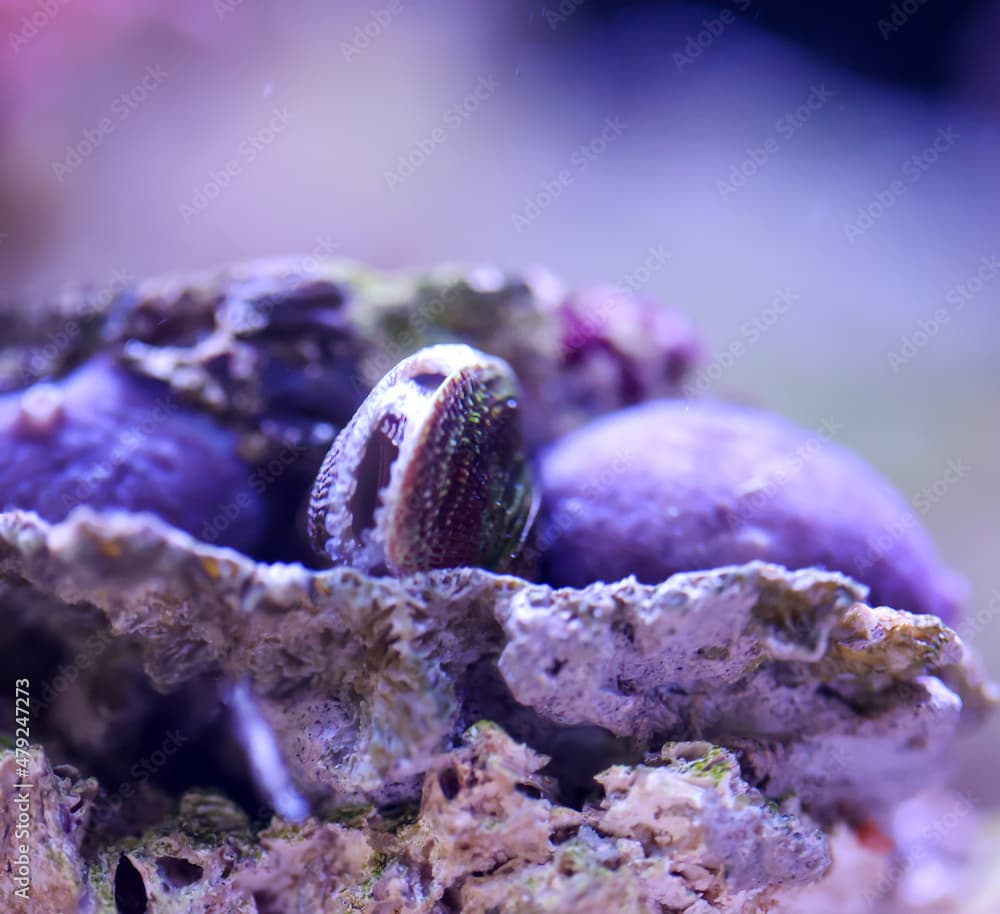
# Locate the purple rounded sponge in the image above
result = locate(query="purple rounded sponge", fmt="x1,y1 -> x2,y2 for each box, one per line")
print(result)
538,399 -> 964,623
0,358 -> 266,553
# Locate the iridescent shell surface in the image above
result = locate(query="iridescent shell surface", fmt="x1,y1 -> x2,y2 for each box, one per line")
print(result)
308,344 -> 538,575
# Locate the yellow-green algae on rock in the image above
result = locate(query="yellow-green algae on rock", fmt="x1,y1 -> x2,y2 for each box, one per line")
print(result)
0,503 -> 995,912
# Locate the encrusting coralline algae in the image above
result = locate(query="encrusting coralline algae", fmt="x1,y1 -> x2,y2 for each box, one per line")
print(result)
0,257 -> 995,913
0,357 -> 267,554
538,399 -> 965,622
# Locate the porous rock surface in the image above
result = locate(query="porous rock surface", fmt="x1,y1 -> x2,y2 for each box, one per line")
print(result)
0,258 -> 995,912
0,507 -> 992,825
1,726 -> 829,913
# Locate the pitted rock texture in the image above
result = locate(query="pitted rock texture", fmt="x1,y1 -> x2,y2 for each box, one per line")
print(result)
0,729 -> 831,914
0,507 -> 992,821
0,258 -> 993,912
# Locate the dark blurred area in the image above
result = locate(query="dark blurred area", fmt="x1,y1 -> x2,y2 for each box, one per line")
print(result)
570,0 -> 988,91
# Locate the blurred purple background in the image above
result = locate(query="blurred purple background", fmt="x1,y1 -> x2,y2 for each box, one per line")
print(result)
0,0 -> 997,799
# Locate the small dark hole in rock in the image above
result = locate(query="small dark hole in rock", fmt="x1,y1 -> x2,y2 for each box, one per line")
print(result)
616,676 -> 637,695
114,854 -> 148,914
377,800 -> 413,818
698,644 -> 730,661
438,766 -> 461,800
155,855 -> 204,889
253,890 -> 280,914
551,825 -> 579,845
515,782 -> 543,800
546,658 -> 565,676
411,372 -> 448,392
815,683 -> 867,715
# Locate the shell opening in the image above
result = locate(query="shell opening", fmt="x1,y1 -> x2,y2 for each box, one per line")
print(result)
410,372 -> 448,392
349,414 -> 404,538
